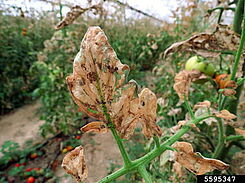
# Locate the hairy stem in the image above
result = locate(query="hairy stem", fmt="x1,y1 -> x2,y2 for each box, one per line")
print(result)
153,136 -> 160,148
228,0 -> 245,114
95,68 -> 132,167
233,0 -> 244,34
98,115 -> 211,183
226,135 -> 244,141
231,9 -> 245,80
184,97 -> 195,119
212,118 -> 225,158
110,127 -> 132,167
138,165 -> 153,183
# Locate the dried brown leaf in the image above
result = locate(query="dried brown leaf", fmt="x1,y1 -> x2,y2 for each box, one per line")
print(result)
56,4 -> 104,30
173,70 -> 204,100
62,146 -> 88,182
194,100 -> 211,110
224,80 -> 238,89
215,110 -> 237,120
81,121 -> 108,133
173,142 -> 229,175
221,89 -> 236,96
177,120 -> 200,132
164,25 -> 244,58
67,26 -> 162,139
56,6 -> 87,30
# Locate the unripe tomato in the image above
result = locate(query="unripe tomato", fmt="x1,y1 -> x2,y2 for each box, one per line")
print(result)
185,56 -> 215,77
26,176 -> 35,183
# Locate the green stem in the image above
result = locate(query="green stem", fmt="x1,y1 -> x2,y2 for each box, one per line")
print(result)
228,0 -> 245,114
237,77 -> 245,85
212,118 -> 225,158
231,12 -> 245,80
94,59 -> 132,168
153,136 -> 160,148
226,135 -> 244,141
138,165 -> 153,183
110,128 -> 132,167
233,0 -> 244,34
98,115 -> 211,183
184,97 -> 195,119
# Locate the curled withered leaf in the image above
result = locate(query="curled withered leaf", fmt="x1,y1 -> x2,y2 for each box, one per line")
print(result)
173,70 -> 204,100
215,110 -> 237,120
221,89 -> 236,96
177,120 -> 200,132
81,121 -> 108,133
194,100 -> 211,110
224,80 -> 238,89
56,6 -> 87,30
62,146 -> 88,182
164,24 -> 244,58
173,142 -> 229,175
138,88 -> 163,138
56,4 -> 104,30
67,26 -> 162,139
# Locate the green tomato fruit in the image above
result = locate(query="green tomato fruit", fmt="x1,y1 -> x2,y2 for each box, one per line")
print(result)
185,56 -> 215,77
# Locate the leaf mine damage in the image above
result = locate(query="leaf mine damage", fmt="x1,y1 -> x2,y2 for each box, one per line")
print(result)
66,26 -> 162,139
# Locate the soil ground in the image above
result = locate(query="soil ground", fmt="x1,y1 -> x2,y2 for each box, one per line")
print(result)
0,102 -> 122,183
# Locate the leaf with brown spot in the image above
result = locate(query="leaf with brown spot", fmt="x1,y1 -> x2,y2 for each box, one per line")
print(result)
173,142 -> 229,175
164,25 -> 244,58
62,146 -> 88,182
67,26 -> 162,139
215,110 -> 237,120
81,121 -> 108,133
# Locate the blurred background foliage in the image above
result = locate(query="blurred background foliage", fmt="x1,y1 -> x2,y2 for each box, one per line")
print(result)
0,0 -> 244,182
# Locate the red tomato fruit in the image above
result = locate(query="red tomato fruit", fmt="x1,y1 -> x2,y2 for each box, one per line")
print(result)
75,135 -> 81,140
26,176 -> 35,183
15,163 -> 20,167
25,168 -> 33,172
